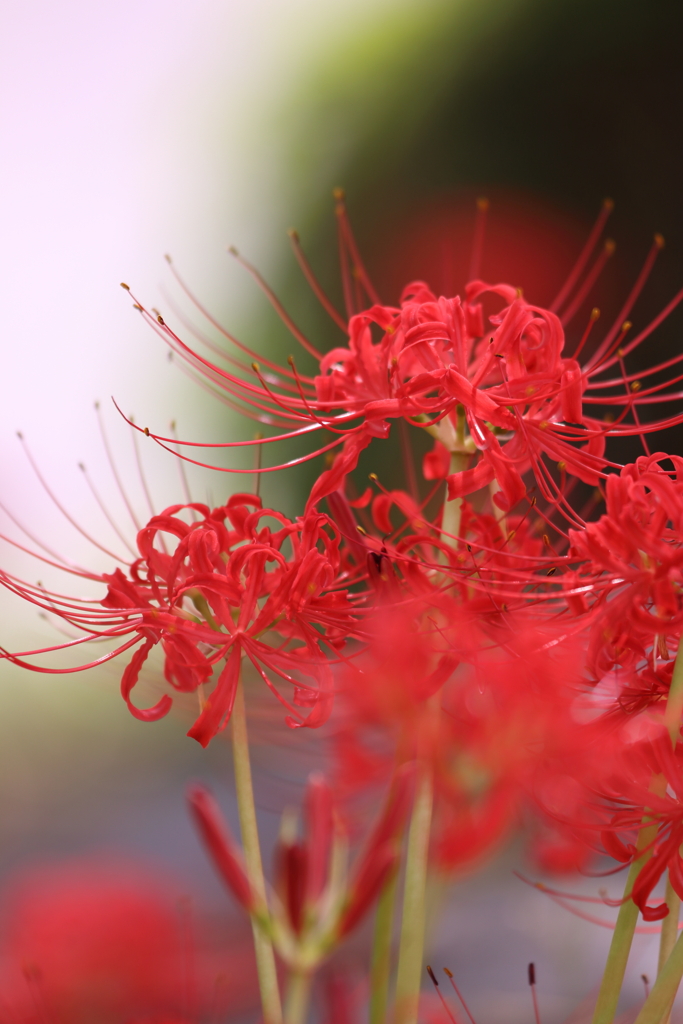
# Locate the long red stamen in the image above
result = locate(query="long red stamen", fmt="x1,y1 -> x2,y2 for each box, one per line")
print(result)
78,462 -> 137,556
528,963 -> 541,1024
469,196 -> 489,282
572,307 -> 601,361
426,966 -> 458,1024
17,434 -> 128,564
585,233 -> 665,371
228,246 -> 323,360
443,968 -> 477,1024
333,189 -> 381,306
160,261 -> 316,384
288,228 -> 348,332
617,352 -> 650,456
95,401 -> 141,531
335,189 -> 356,319
551,198 -> 614,313
560,240 -> 615,327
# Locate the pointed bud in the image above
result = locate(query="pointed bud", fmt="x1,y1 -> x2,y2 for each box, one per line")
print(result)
187,785 -> 255,913
273,809 -> 308,934
363,762 -> 415,856
337,844 -> 397,938
284,842 -> 308,934
305,771 -> 334,904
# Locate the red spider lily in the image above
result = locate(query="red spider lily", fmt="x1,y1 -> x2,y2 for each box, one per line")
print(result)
0,856 -> 258,1024
127,196 -> 683,526
188,768 -> 412,967
0,493 -> 358,745
333,599 -> 590,871
568,453 -> 683,679
325,476 -> 579,643
593,731 -> 683,921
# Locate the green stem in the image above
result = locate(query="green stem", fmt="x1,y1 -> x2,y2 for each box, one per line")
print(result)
369,869 -> 399,1024
394,764 -> 434,1024
633,927 -> 683,1024
664,647 -> 683,745
232,674 -> 283,1024
591,832 -> 658,1024
658,878 -> 681,977
441,452 -> 468,548
657,878 -> 680,1024
284,968 -> 312,1024
657,648 -> 683,1024
592,646 -> 683,1024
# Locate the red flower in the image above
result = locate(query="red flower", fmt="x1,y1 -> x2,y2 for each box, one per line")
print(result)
132,196 -> 683,527
188,768 -> 412,966
568,454 -> 683,679
334,600 -> 588,871
594,731 -> 683,921
0,856 -> 258,1024
0,494 -> 358,745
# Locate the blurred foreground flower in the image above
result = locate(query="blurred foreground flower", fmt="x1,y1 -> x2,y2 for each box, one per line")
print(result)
0,856 -> 258,1024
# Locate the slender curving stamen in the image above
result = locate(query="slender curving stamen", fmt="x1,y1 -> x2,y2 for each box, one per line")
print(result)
560,240 -> 615,328
585,234 -> 665,371
469,197 -> 489,282
572,307 -> 601,361
95,401 -> 141,531
551,198 -> 614,314
288,228 -> 348,332
443,968 -> 477,1024
77,462 -> 137,557
16,433 -> 129,564
228,247 -> 323,360
333,188 -> 381,307
426,966 -> 458,1024
161,259 -> 316,382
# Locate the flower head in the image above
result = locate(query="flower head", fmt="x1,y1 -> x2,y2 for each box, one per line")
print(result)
1,493 -> 357,745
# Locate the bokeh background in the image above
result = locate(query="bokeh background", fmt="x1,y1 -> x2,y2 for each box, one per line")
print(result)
1,0 -> 683,1019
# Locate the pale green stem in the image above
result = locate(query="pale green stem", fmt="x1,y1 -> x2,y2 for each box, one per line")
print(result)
664,648 -> 683,745
232,675 -> 283,1024
655,652 -> 683,1020
592,646 -> 683,1024
633,927 -> 683,1024
592,824 -> 660,1024
658,879 -> 681,977
284,968 -> 312,1024
440,452 -> 468,549
655,651 -> 683,1019
394,765 -> 434,1024
369,869 -> 399,1024
657,879 -> 680,1024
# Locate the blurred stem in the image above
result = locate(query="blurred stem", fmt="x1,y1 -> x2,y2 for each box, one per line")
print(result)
658,879 -> 681,976
657,877 -> 680,1024
369,869 -> 399,1024
284,968 -> 312,1024
592,648 -> 683,1024
394,761 -> 434,1024
633,927 -> 683,1024
655,651 -> 683,1022
232,674 -> 283,1024
440,452 -> 468,548
591,825 -> 659,1024
664,647 -> 683,746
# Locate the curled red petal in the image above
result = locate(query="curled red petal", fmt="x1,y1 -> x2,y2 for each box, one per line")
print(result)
120,638 -> 172,723
186,644 -> 241,748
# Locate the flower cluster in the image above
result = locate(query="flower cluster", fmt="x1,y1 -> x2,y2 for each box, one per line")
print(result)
4,193 -> 683,1023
